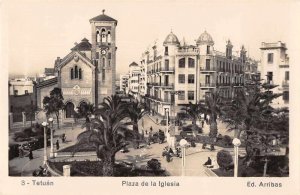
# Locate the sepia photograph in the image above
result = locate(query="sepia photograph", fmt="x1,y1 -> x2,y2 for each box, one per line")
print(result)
1,0 -> 300,194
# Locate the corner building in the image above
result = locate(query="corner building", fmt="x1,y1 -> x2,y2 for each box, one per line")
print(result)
143,31 -> 258,118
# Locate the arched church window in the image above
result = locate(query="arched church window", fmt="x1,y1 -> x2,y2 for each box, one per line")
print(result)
102,58 -> 106,67
75,65 -> 78,78
71,68 -> 74,79
107,31 -> 111,43
79,68 -> 82,80
96,31 -> 100,43
101,29 -> 106,43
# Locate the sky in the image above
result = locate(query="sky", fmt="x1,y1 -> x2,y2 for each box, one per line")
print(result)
2,0 -> 297,77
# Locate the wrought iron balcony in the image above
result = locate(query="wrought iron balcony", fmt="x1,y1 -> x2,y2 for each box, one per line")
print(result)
200,67 -> 217,71
199,83 -> 216,87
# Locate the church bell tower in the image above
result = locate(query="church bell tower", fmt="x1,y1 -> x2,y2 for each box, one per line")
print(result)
90,10 -> 117,105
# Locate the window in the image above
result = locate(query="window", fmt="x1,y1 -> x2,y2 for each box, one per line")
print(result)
79,68 -> 82,80
108,52 -> 112,59
283,91 -> 289,101
188,58 -> 195,68
285,71 -> 289,80
188,74 -> 195,84
206,59 -> 211,70
267,72 -> 273,83
75,66 -> 78,78
102,69 -> 105,81
25,90 -> 28,94
205,75 -> 210,84
188,91 -> 194,100
96,52 -> 99,59
71,68 -> 74,79
268,53 -> 274,63
102,58 -> 106,67
165,59 -> 169,70
179,58 -> 185,68
14,90 -> 18,96
178,74 -> 185,83
165,47 -> 168,55
178,91 -> 185,100
207,46 -> 210,54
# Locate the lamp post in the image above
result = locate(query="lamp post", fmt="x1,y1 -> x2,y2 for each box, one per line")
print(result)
48,117 -> 54,158
232,138 -> 241,177
42,121 -> 49,165
179,138 -> 188,176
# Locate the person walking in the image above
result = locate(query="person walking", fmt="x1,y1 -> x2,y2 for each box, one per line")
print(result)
144,130 -> 150,146
201,120 -> 204,128
56,140 -> 60,150
28,149 -> 33,160
19,145 -> 24,158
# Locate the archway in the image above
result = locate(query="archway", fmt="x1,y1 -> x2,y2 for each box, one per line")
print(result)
65,102 -> 75,118
79,101 -> 88,118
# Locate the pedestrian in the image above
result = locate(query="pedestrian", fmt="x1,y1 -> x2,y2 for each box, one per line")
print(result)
145,130 -> 150,146
19,145 -> 24,158
156,118 -> 159,124
28,149 -> 33,160
62,133 -> 66,143
56,140 -> 60,150
201,120 -> 204,128
149,127 -> 153,145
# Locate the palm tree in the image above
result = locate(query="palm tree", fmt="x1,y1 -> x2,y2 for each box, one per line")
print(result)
127,101 -> 147,148
182,101 -> 204,133
75,95 -> 134,176
203,90 -> 223,138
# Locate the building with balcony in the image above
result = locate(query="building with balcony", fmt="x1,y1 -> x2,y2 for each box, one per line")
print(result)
141,30 -> 258,118
120,74 -> 129,94
128,62 -> 141,98
260,41 -> 289,108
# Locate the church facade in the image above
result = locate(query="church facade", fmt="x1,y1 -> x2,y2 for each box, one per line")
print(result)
36,11 -> 117,118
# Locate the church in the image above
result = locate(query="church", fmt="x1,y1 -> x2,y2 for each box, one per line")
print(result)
36,10 -> 117,118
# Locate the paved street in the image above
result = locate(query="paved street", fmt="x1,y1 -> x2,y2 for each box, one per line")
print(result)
9,114 -> 235,177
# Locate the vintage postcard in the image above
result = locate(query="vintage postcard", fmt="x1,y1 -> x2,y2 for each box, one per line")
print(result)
1,0 -> 300,194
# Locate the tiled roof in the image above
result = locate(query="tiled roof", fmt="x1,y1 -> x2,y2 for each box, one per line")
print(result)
36,77 -> 58,89
71,38 -> 92,51
89,12 -> 117,24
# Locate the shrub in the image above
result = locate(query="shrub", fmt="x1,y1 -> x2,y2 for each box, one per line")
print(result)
147,159 -> 161,171
217,150 -> 233,170
222,135 -> 232,146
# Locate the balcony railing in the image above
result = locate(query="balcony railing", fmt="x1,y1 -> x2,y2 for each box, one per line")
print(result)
200,67 -> 217,71
160,67 -> 175,72
199,83 -> 216,87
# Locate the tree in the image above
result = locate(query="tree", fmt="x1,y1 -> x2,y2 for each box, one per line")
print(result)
43,88 -> 64,129
203,90 -> 223,138
76,95 -> 134,176
127,101 -> 147,148
182,102 -> 203,124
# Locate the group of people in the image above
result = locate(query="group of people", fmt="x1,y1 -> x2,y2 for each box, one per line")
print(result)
18,144 -> 33,160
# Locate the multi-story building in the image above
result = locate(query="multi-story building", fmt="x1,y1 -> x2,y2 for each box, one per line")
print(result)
260,41 -> 289,108
119,74 -> 129,94
143,30 -> 258,118
138,54 -> 148,102
128,62 -> 141,98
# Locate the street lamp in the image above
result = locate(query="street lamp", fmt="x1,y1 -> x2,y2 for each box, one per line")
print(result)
232,138 -> 241,177
179,138 -> 188,176
42,121 -> 49,165
48,117 -> 54,158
